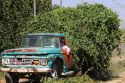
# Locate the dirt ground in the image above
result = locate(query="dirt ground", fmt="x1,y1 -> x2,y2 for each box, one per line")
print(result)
105,55 -> 125,83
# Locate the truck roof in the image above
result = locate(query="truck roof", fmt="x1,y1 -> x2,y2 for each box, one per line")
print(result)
27,33 -> 65,37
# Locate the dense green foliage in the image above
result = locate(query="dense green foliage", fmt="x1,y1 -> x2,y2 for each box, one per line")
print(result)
0,1 -> 121,80
0,0 -> 51,52
24,4 -> 121,76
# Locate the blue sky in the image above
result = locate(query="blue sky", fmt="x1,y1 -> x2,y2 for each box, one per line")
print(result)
52,0 -> 125,28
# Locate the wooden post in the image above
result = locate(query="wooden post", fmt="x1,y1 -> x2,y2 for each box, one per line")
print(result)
33,0 -> 36,18
60,0 -> 62,7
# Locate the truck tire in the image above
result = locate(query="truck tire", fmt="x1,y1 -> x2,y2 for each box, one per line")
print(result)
32,79 -> 41,83
51,62 -> 62,79
5,72 -> 19,83
32,76 -> 41,83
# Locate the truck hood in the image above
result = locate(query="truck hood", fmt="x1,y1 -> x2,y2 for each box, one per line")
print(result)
1,47 -> 61,55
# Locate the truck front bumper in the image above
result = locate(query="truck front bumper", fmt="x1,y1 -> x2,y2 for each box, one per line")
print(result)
0,68 -> 52,73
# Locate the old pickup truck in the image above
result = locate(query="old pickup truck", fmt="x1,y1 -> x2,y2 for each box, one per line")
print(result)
0,33 -> 74,83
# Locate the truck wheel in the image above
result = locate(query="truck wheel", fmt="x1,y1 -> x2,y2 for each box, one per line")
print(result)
51,62 -> 61,79
32,76 -> 41,83
5,72 -> 19,83
32,79 -> 41,83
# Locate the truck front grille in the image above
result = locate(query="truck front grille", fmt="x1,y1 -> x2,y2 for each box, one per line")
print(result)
2,58 -> 48,66
7,58 -> 32,65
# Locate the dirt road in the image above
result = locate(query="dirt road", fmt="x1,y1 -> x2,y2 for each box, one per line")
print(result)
105,56 -> 125,83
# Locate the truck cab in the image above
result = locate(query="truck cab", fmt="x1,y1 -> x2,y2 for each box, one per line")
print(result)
0,33 -> 74,83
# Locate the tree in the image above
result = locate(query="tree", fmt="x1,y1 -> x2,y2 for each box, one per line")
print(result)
0,0 -> 52,52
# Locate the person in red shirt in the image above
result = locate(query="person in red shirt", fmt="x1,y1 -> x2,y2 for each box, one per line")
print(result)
60,37 -> 72,68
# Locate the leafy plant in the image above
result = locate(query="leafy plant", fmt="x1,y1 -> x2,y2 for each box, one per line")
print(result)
24,4 -> 121,80
0,0 -> 52,52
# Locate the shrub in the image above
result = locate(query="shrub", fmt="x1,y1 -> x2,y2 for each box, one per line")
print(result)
24,4 -> 121,79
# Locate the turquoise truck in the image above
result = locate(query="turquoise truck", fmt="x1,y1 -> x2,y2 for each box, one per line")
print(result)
0,33 -> 75,83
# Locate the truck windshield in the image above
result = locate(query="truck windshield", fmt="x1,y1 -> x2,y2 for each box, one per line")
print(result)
21,35 -> 60,48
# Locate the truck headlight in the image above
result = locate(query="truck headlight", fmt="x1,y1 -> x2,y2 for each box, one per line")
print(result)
2,58 -> 12,65
40,59 -> 48,66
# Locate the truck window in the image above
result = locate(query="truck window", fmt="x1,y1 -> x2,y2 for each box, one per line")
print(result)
21,35 -> 60,48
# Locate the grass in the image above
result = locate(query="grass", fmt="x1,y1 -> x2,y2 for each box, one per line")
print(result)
44,75 -> 99,83
0,72 -> 98,83
0,72 -> 4,80
0,63 -> 4,80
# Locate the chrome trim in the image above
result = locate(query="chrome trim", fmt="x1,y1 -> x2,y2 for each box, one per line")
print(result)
0,68 -> 51,73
